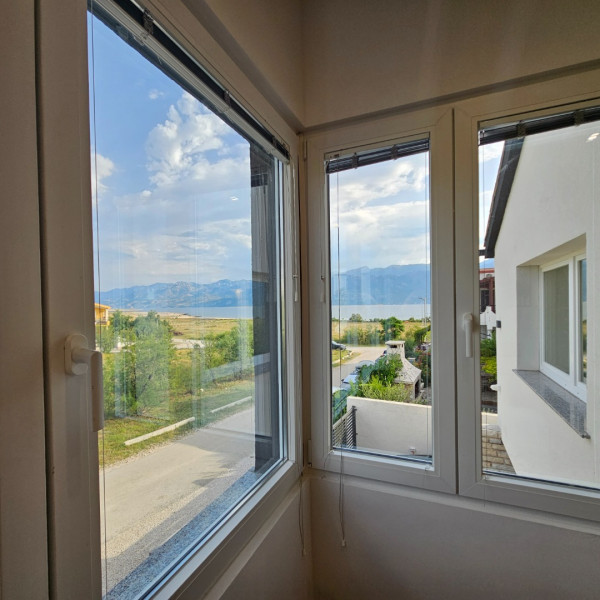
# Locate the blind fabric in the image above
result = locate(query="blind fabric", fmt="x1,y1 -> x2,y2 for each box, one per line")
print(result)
480,105 -> 600,146
326,138 -> 429,174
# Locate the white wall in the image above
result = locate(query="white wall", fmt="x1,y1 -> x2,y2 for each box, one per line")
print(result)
181,0 -> 304,130
347,397 -> 432,457
302,0 -> 600,128
494,123 -> 599,483
310,474 -> 600,600
204,483 -> 312,600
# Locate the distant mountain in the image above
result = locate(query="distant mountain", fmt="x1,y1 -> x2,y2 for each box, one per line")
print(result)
331,264 -> 430,305
96,264 -> 431,310
96,279 -> 253,310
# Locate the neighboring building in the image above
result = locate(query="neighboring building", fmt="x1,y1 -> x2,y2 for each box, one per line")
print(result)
385,340 -> 422,400
479,267 -> 496,313
94,302 -> 111,324
479,267 -> 497,339
484,122 -> 596,486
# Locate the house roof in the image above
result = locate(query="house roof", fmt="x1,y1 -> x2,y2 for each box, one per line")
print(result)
95,303 -> 111,310
482,137 -> 524,259
396,357 -> 421,385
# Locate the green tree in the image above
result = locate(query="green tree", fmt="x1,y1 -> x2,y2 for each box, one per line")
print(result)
102,311 -> 174,417
348,313 -> 363,322
379,316 -> 404,342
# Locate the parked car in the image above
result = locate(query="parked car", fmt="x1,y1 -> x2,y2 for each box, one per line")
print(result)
342,360 -> 374,385
331,341 -> 346,350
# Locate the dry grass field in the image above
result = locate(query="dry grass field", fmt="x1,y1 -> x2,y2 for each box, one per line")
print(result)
165,315 -> 241,338
331,318 -> 429,344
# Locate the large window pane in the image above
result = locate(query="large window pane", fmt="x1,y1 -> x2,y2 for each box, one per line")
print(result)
329,143 -> 432,462
89,12 -> 284,598
479,115 -> 597,489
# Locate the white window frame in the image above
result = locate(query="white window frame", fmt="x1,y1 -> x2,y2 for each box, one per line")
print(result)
40,0 -> 302,597
455,74 -> 600,521
305,106 -> 456,494
540,254 -> 587,400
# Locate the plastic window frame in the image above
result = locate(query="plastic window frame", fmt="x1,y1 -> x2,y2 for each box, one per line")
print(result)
305,106 -> 456,494
83,2 -> 302,597
455,82 -> 600,522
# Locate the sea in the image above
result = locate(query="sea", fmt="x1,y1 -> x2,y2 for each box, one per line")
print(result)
150,303 -> 430,321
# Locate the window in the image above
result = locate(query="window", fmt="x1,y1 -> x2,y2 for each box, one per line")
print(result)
306,107 -> 455,493
541,254 -> 587,398
327,139 -> 433,462
473,103 -> 600,497
88,1 -> 295,596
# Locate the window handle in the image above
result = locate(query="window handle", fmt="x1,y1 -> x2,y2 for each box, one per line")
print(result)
64,334 -> 104,432
463,313 -> 474,358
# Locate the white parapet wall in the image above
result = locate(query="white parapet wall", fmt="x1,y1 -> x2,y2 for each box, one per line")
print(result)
347,396 -> 432,456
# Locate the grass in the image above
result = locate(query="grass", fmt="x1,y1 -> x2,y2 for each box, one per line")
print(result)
165,316 -> 241,339
332,348 -> 353,367
99,377 -> 255,468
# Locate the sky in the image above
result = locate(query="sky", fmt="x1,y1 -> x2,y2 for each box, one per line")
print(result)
89,15 -> 256,292
479,141 -> 504,270
330,152 -> 430,275
88,13 -> 503,294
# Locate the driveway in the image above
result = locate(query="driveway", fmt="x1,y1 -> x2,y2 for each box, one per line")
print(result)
332,345 -> 384,388
101,408 -> 256,596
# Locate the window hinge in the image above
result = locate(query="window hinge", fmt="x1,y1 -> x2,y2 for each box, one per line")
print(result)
307,439 -> 312,466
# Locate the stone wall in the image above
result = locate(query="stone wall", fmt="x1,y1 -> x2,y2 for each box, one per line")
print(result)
482,423 -> 514,473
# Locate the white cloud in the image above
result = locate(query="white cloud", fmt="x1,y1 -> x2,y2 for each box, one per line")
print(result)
90,151 -> 116,203
148,89 -> 165,100
90,151 -> 115,189
479,141 -> 504,162
329,154 -> 431,270
95,91 -> 274,289
145,92 -> 240,188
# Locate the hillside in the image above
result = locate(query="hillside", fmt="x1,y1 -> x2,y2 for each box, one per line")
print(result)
96,264 -> 431,309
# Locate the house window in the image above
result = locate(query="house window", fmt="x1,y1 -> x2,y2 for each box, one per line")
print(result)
89,2 -> 291,596
542,262 -> 570,375
541,255 -> 587,396
579,257 -> 588,385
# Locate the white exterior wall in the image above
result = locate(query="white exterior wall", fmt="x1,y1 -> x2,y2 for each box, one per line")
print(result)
347,397 -> 433,456
494,122 -> 599,484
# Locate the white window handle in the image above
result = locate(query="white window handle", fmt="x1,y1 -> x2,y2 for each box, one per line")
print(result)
463,313 -> 474,358
64,334 -> 104,432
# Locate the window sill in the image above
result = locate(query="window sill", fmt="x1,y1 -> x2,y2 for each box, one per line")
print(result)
514,370 -> 589,438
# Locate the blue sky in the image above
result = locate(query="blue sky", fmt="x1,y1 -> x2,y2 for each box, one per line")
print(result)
89,15 -> 255,292
479,142 -> 503,270
89,13 -> 502,294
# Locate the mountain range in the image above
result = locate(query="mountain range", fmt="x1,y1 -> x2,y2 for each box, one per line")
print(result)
96,264 -> 431,309
331,264 -> 430,305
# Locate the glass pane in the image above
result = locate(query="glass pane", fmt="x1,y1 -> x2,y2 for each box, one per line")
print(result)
579,258 -> 587,384
478,116 -> 597,489
329,146 -> 432,463
89,13 -> 283,598
543,265 -> 570,374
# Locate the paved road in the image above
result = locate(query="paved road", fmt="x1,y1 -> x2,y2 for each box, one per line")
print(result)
332,345 -> 385,388
100,408 -> 256,595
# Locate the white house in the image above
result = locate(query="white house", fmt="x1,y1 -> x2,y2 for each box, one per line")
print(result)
484,121 -> 598,486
